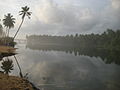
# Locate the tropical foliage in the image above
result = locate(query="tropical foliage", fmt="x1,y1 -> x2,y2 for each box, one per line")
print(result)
3,13 -> 15,37
0,6 -> 31,46
27,29 -> 120,51
0,24 -> 3,35
0,24 -> 5,37
13,6 -> 31,39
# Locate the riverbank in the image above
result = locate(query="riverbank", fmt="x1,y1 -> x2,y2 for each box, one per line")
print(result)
0,73 -> 35,90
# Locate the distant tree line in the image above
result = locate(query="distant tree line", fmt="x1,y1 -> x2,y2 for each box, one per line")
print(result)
26,29 -> 120,50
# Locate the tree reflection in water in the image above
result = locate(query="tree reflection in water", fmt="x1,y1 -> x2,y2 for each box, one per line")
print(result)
26,45 -> 120,65
1,58 -> 14,75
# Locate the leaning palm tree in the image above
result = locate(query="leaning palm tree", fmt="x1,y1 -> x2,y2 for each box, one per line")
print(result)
1,58 -> 14,75
13,6 -> 32,39
3,13 -> 15,37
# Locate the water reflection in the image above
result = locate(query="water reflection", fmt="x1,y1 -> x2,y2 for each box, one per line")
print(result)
13,44 -> 120,90
26,45 -> 120,65
1,58 -> 14,75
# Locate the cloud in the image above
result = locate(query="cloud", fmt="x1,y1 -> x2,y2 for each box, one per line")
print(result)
0,0 -> 120,39
92,0 -> 120,33
111,0 -> 120,9
34,0 -> 63,24
21,0 -> 100,36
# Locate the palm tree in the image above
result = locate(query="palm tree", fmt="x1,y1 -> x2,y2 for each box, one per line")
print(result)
3,13 -> 15,37
1,58 -> 14,75
0,24 -> 3,37
13,6 -> 32,39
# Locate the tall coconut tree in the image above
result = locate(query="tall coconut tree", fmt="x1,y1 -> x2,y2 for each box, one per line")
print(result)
3,13 -> 15,37
13,6 -> 32,39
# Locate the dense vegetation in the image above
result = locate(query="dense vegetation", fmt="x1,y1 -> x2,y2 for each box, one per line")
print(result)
27,29 -> 120,50
0,24 -> 15,46
26,29 -> 120,65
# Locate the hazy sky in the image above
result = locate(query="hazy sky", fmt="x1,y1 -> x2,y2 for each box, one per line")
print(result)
0,0 -> 120,39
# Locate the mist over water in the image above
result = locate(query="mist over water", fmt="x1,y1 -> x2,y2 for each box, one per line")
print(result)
10,43 -> 120,90
0,0 -> 120,89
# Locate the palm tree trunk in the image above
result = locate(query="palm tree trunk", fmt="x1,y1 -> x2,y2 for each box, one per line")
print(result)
13,18 -> 24,39
4,28 -> 8,45
6,28 -> 7,37
8,29 -> 9,37
6,71 -> 9,75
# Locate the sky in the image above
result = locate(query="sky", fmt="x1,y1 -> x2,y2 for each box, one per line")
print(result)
0,0 -> 120,39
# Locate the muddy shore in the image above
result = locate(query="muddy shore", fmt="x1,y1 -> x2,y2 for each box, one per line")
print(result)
0,73 -> 39,90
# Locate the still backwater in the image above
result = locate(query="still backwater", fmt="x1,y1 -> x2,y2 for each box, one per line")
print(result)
11,44 -> 120,90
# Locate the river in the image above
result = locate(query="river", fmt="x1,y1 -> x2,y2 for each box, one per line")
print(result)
10,43 -> 120,90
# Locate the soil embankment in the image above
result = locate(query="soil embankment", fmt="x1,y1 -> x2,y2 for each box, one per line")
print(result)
0,73 -> 34,90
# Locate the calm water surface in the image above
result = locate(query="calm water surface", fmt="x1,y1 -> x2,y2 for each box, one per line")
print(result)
11,44 -> 120,90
